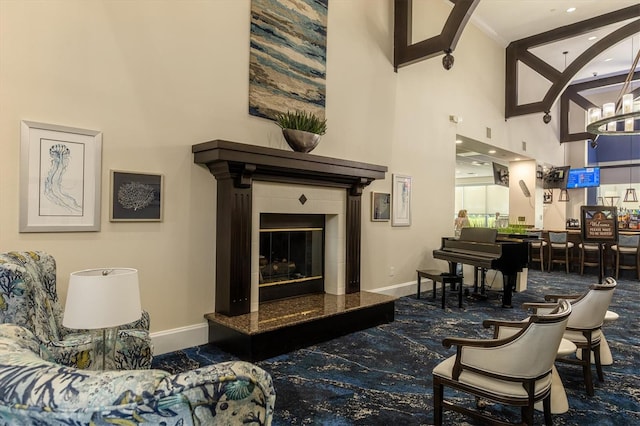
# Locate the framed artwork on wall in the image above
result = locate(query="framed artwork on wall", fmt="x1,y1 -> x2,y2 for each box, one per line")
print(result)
248,0 -> 328,120
19,121 -> 102,232
371,192 -> 390,221
392,174 -> 412,227
110,170 -> 164,222
543,189 -> 553,204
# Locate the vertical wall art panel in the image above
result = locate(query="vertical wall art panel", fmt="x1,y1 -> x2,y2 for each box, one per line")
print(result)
249,0 -> 328,120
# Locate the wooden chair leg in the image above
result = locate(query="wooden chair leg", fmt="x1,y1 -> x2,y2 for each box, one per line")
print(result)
582,347 -> 595,396
594,343 -> 604,382
565,247 -> 569,273
433,381 -> 443,425
543,394 -> 552,426
522,403 -> 536,426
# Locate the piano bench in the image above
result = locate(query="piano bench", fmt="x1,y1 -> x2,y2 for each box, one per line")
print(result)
416,269 -> 464,309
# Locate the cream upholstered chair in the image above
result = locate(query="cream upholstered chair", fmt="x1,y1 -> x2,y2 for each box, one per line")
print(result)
611,234 -> 640,279
527,278 -> 616,396
432,299 -> 571,426
548,231 -> 574,273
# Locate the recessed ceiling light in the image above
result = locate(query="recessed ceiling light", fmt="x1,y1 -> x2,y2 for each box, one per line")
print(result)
455,140 -> 463,144
588,36 -> 597,41
514,157 -> 521,161
566,7 -> 576,13
605,58 -> 613,62
488,150 -> 496,154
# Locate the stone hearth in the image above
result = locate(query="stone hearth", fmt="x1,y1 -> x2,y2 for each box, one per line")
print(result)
204,292 -> 395,361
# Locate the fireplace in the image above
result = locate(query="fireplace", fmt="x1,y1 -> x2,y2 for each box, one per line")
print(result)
259,213 -> 324,302
192,140 -> 394,360
192,140 -> 387,317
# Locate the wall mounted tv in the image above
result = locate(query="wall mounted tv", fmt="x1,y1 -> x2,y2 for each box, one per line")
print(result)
492,162 -> 509,187
566,167 -> 600,188
543,166 -> 570,189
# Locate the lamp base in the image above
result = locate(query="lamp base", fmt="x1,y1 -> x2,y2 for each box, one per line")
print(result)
91,327 -> 118,370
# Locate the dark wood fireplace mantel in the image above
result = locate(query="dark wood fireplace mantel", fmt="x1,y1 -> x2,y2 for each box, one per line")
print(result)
192,140 -> 387,316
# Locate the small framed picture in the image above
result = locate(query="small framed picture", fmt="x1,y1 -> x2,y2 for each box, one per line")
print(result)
543,189 -> 553,204
110,170 -> 164,222
392,174 -> 412,227
371,192 -> 391,221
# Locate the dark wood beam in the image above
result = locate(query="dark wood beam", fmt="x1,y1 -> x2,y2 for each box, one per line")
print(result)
506,5 -> 640,119
394,0 -> 480,70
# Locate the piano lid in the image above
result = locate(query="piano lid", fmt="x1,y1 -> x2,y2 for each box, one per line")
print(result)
459,227 -> 497,243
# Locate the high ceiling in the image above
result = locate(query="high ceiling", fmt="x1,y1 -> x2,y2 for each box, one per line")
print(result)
472,0 -> 639,81
455,0 -> 639,179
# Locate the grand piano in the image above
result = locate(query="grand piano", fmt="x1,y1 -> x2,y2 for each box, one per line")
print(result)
433,227 -> 529,308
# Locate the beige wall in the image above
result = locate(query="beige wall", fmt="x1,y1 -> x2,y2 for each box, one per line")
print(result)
0,1 -> 562,338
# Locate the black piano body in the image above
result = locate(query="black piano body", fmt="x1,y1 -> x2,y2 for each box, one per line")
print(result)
433,227 -> 529,307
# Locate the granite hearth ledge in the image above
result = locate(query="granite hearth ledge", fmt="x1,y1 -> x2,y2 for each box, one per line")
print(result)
205,292 -> 397,360
205,292 -> 396,335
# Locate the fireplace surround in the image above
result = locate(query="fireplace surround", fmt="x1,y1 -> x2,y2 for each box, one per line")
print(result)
192,140 -> 393,359
192,140 -> 387,316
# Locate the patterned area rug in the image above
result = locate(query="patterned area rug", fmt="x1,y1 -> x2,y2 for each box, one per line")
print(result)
152,270 -> 640,425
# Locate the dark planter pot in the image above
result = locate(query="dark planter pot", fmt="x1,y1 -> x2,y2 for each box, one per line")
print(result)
282,129 -> 321,153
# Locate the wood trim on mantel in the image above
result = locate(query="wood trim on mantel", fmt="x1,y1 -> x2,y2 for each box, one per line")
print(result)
193,140 -> 387,189
192,140 -> 388,316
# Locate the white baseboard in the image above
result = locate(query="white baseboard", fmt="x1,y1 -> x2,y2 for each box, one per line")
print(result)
371,280 -> 418,298
150,322 -> 209,355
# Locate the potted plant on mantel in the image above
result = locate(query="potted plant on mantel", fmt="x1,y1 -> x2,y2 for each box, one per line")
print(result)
275,110 -> 327,153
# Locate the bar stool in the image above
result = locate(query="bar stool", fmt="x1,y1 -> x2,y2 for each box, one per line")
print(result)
527,231 -> 547,271
611,234 -> 640,279
579,241 -> 601,275
548,231 -> 574,273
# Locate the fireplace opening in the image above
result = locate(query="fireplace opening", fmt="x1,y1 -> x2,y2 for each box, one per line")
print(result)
259,213 -> 325,303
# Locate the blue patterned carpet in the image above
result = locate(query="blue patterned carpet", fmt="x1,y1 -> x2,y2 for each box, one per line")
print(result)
152,270 -> 640,425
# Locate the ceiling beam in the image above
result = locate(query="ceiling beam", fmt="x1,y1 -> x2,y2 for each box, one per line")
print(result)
394,0 -> 480,70
506,5 -> 640,120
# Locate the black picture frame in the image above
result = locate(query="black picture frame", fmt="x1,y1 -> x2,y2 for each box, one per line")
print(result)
371,192 -> 390,221
110,170 -> 164,222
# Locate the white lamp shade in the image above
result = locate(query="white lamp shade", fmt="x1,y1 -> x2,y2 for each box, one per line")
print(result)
63,268 -> 142,329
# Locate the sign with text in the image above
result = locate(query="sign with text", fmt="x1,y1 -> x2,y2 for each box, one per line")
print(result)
581,206 -> 618,242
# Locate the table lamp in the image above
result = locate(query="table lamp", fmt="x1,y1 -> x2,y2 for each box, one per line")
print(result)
63,268 -> 142,370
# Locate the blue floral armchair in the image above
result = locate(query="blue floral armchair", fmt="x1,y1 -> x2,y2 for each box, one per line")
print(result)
0,323 -> 275,425
0,251 -> 152,370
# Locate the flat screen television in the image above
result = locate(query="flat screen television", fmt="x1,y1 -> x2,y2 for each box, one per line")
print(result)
492,162 -> 509,187
543,166 -> 570,189
566,167 -> 600,188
